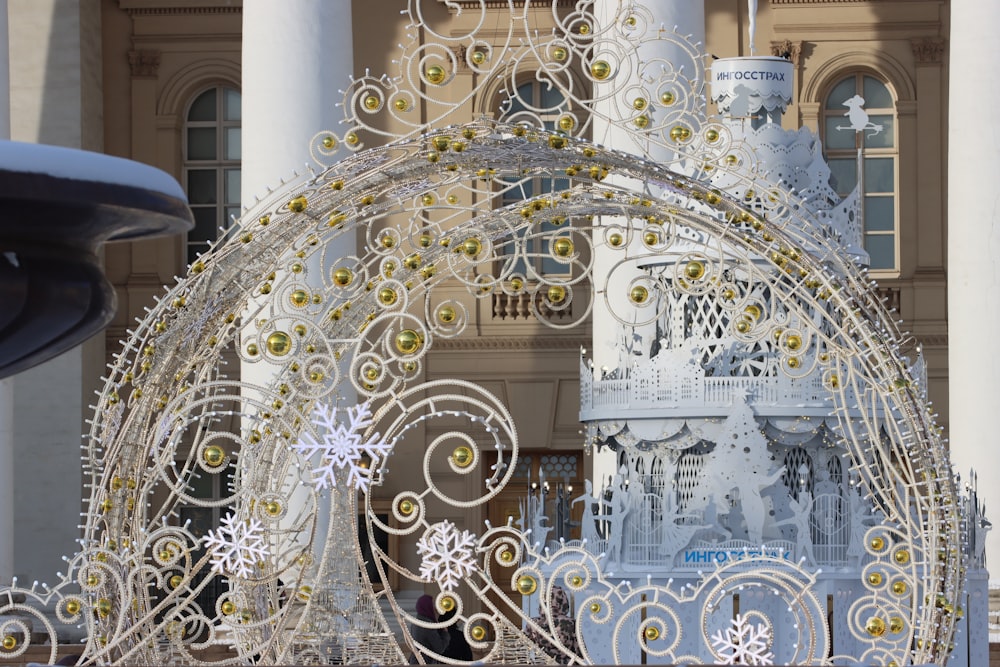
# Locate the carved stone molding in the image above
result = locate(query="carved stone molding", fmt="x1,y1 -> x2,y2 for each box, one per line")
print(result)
128,49 -> 161,78
911,38 -> 946,64
769,39 -> 803,67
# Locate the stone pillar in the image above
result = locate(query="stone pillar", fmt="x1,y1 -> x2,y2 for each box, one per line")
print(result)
590,0 -> 705,485
241,0 -> 354,561
6,0 -> 103,585
948,5 -> 999,583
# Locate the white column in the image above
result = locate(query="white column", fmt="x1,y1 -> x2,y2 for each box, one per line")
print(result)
0,0 -> 12,585
590,0 -> 705,485
948,4 -> 1000,584
241,0 -> 355,562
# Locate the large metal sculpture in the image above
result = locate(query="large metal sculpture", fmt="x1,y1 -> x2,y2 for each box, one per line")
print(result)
0,2 -> 971,665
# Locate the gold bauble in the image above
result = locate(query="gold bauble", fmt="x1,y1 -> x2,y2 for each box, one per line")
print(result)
381,234 -> 395,248
437,306 -> 457,324
660,90 -> 675,106
471,50 -> 487,65
395,329 -> 423,355
891,580 -> 908,595
547,285 -> 567,304
203,445 -> 225,468
452,445 -> 474,468
630,285 -> 649,304
321,135 -> 336,149
644,626 -> 660,641
363,95 -> 379,110
97,598 -> 112,617
463,237 -> 482,257
191,260 -> 204,274
510,276 -> 524,291
634,114 -> 650,129
744,304 -> 762,321
552,46 -> 568,62
65,599 -> 81,615
735,318 -> 752,334
399,499 -> 415,516
888,616 -> 904,634
609,232 -> 623,247
290,290 -> 309,308
293,324 -> 307,337
705,128 -> 720,143
669,125 -> 691,142
439,595 -> 457,613
548,135 -> 566,149
266,331 -> 292,356
394,98 -> 408,111
590,60 -> 611,80
86,574 -> 99,587
558,115 -> 575,131
333,267 -> 353,287
870,536 -> 886,551
378,288 -> 398,306
570,575 -> 583,587
685,260 -> 705,280
590,602 -> 601,613
421,193 -> 436,206
643,231 -> 659,246
787,356 -> 801,369
259,283 -> 272,295
578,23 -> 591,34
894,549 -> 910,564
451,140 -> 467,152
288,195 -> 308,212
426,65 -> 446,84
2,636 -> 15,650
786,334 -> 802,351
865,617 -> 886,637
632,97 -> 647,111
553,237 -> 574,257
404,253 -> 422,270
470,625 -> 486,641
867,572 -> 883,586
265,501 -> 282,517
309,371 -> 324,383
169,575 -> 183,589
516,575 -> 538,595
221,600 -> 236,615
499,549 -> 515,563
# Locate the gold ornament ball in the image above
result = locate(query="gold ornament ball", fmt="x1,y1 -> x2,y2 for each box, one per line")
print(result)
889,616 -> 905,634
288,195 -> 308,212
570,575 -> 583,587
471,50 -> 487,65
463,237 -> 482,257
265,500 -> 282,517
499,549 -> 515,563
322,135 -> 336,149
735,318 -> 752,334
65,599 -> 81,615
660,90 -> 675,106
404,253 -> 422,269
590,602 -> 601,613
787,356 -> 801,369
378,288 -> 398,306
333,267 -> 353,287
395,329 -> 423,355
865,617 -> 886,637
394,98 -> 408,111
381,234 -> 396,248
97,598 -> 112,617
685,260 -> 705,280
705,128 -> 720,143
547,285 -> 567,304
786,334 -> 802,351
510,276 -> 524,291
421,193 -> 436,206
644,626 -> 660,641
432,135 -> 450,152
437,305 -> 457,324
552,46 -> 568,62
632,97 -> 647,111
894,549 -> 910,564
203,445 -> 225,468
643,231 -> 659,246
169,575 -> 183,589
470,625 -> 486,641
439,595 -> 456,612
363,95 -> 379,110
452,445 -> 474,468
266,331 -> 292,356
516,575 -> 538,595
553,237 -> 574,257
578,23 -> 591,35
221,600 -> 236,615
609,232 -> 623,247
634,114 -> 650,129
891,580 -> 908,595
425,65 -> 446,84
558,115 -> 575,131
399,499 -> 415,516
870,536 -> 885,551
867,572 -> 883,586
669,125 -> 691,142
2,636 -> 15,650
364,366 -> 381,381
630,285 -> 649,304
290,290 -> 309,308
590,60 -> 612,80
548,135 -> 567,149
402,360 -> 418,373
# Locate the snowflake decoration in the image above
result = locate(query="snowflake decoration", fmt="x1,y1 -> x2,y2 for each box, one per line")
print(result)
710,614 -> 774,666
416,520 -> 477,591
201,514 -> 269,578
292,401 -> 392,492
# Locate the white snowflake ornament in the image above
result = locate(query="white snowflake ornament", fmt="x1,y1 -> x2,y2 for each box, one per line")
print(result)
292,401 -> 392,492
416,520 -> 477,591
710,613 -> 774,666
202,514 -> 269,578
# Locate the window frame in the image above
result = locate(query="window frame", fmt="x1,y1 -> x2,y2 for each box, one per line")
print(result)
820,72 -> 899,274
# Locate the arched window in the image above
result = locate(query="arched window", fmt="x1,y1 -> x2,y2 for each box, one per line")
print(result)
821,74 -> 897,271
183,86 -> 241,265
498,81 -> 572,277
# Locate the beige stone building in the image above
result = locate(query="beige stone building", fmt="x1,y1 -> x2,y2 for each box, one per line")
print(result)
4,0 -> 975,660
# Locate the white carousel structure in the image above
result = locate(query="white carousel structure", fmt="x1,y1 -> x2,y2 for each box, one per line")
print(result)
0,1 -> 988,665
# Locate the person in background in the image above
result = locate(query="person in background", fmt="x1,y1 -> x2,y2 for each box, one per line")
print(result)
409,594 -> 450,663
439,607 -> 473,661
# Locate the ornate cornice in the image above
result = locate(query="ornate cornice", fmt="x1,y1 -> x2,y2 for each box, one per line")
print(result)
128,49 -> 161,78
431,335 -> 589,352
769,39 -> 803,67
911,37 -> 946,64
